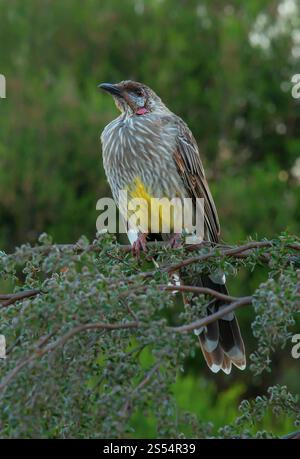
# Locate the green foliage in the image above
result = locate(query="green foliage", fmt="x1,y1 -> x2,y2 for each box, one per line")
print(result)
251,266 -> 299,375
219,385 -> 299,439
0,233 -> 299,438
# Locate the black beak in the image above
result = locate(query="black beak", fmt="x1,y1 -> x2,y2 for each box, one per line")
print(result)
98,83 -> 122,97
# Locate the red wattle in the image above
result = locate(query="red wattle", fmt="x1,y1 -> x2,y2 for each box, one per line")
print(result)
136,107 -> 148,115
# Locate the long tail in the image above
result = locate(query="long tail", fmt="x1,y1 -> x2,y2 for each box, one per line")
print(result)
196,275 -> 246,375
143,233 -> 245,374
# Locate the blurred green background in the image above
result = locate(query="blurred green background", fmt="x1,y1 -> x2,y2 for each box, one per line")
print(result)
0,0 -> 299,437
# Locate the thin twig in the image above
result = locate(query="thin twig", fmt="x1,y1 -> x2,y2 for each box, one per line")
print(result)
134,362 -> 160,392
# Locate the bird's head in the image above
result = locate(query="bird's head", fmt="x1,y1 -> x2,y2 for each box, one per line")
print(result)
98,80 -> 165,116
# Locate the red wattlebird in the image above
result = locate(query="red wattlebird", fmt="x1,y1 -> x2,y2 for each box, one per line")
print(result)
99,80 -> 246,374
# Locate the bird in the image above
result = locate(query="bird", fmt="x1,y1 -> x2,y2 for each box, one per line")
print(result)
99,80 -> 246,374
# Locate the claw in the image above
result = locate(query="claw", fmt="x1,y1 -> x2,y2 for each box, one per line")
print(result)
131,233 -> 148,258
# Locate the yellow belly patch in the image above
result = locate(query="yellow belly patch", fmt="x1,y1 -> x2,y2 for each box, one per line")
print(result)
130,177 -> 153,205
127,177 -> 182,234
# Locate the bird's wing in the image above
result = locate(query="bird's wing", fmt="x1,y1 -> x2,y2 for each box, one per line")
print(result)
173,117 -> 220,243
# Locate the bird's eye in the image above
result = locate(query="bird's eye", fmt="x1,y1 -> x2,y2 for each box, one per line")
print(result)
135,89 -> 143,97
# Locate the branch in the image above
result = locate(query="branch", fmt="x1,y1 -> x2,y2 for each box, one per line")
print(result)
0,283 -> 242,310
162,241 -> 283,274
10,238 -> 300,259
0,293 -> 252,393
115,239 -> 300,255
0,321 -> 139,394
0,237 -> 296,394
0,290 -> 40,307
2,239 -> 298,301
171,296 -> 253,333
121,362 -> 161,416
160,284 -> 239,302
135,240 -> 300,280
283,430 -> 300,439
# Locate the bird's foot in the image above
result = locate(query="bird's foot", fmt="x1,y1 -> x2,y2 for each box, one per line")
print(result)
169,233 -> 182,248
132,233 -> 148,258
